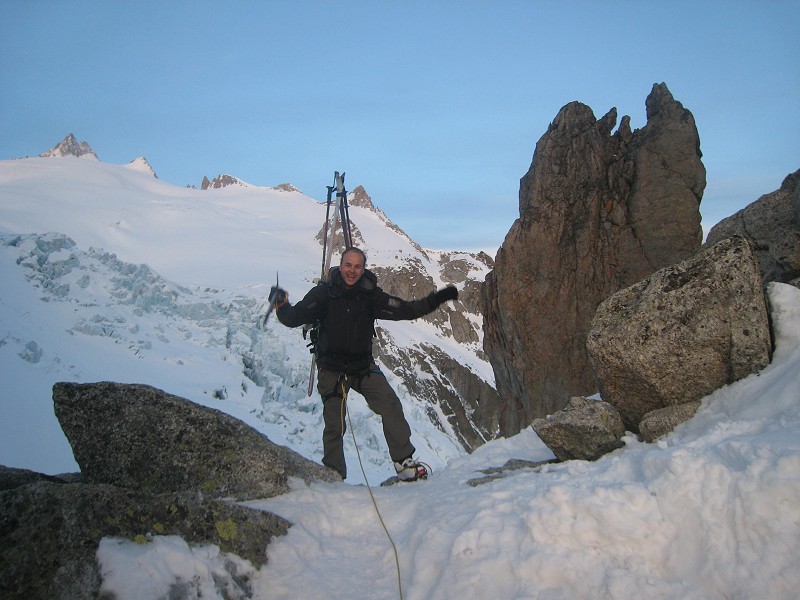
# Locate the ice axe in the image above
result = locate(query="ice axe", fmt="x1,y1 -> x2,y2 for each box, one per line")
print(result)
262,272 -> 281,327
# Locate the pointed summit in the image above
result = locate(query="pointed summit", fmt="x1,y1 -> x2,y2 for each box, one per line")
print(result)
39,134 -> 98,160
348,185 -> 426,255
125,157 -> 158,179
349,185 -> 376,209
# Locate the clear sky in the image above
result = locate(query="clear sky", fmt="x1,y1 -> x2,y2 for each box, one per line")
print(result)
1,1 -> 798,252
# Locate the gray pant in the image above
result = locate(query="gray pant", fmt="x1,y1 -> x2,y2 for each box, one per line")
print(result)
316,363 -> 415,479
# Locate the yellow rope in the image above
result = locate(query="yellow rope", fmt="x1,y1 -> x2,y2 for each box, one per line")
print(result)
340,378 -> 404,600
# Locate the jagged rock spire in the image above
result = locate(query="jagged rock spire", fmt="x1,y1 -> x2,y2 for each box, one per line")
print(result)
201,174 -> 246,189
39,134 -> 98,159
348,185 -> 376,209
482,83 -> 706,436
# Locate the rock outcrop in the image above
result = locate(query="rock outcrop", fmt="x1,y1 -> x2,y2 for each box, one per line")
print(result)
1,381 -> 342,599
482,83 -> 706,436
374,338 -> 498,450
53,381 -> 339,500
271,182 -> 301,193
705,169 -> 800,288
531,396 -> 625,461
0,465 -> 65,490
201,174 -> 247,189
372,250 -> 501,447
0,479 -> 289,599
586,236 -> 772,431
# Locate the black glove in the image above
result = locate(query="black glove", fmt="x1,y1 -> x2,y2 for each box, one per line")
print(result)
269,286 -> 288,307
430,285 -> 458,309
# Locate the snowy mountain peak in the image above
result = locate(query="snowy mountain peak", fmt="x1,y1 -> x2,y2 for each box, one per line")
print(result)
124,157 -> 158,179
39,133 -> 98,160
270,182 -> 301,193
346,184 -> 426,254
349,185 -> 376,209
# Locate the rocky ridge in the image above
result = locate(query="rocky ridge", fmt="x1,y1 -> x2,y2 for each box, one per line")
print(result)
202,173 -> 248,189
705,168 -> 800,287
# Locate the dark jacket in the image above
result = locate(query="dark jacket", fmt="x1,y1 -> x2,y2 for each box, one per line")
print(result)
276,267 -> 437,373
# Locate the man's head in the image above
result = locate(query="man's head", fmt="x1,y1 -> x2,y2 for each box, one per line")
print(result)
340,247 -> 366,288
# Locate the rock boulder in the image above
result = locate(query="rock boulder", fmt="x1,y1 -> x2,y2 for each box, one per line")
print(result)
638,402 -> 702,443
586,236 -> 772,430
0,480 -> 289,599
531,396 -> 625,461
53,381 -> 339,501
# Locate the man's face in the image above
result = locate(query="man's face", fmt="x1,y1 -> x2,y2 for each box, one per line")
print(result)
340,251 -> 365,288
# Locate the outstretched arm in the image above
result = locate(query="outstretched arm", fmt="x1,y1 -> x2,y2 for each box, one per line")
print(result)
374,285 -> 459,321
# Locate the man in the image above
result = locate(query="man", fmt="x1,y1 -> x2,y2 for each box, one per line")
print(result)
273,247 -> 458,481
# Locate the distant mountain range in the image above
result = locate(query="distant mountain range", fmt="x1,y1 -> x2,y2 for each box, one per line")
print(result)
0,135 -> 497,483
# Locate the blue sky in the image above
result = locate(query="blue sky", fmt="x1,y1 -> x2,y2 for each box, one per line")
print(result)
2,1 -> 798,252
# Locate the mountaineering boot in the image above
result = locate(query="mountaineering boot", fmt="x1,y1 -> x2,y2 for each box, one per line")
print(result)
394,457 -> 429,482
